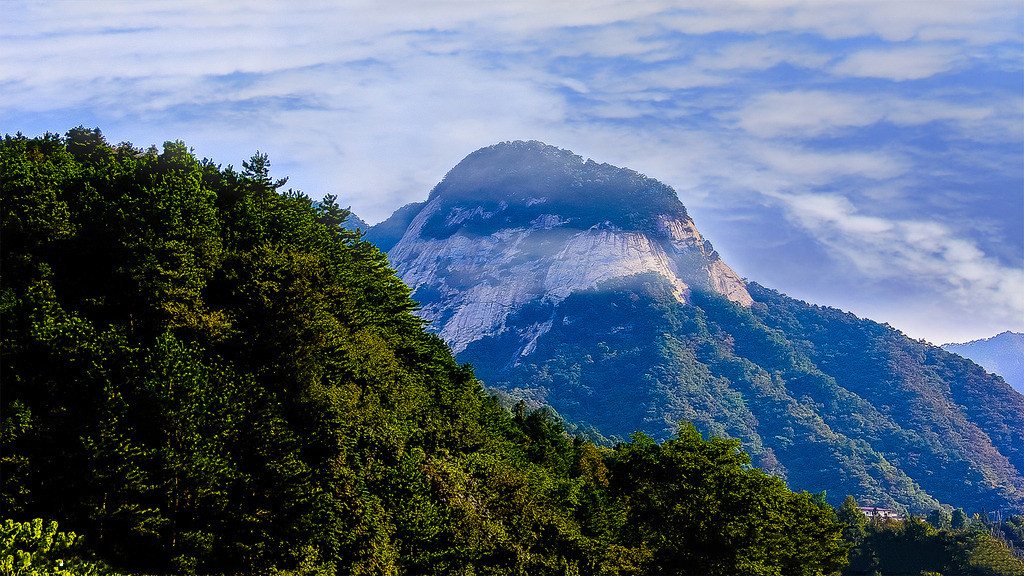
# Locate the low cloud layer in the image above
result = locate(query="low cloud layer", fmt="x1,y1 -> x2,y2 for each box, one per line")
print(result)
3,0 -> 1021,344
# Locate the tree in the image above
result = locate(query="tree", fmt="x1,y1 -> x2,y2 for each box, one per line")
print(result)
953,508 -> 970,530
837,495 -> 867,544
928,508 -> 952,531
903,515 -> 935,541
0,518 -> 123,576
314,194 -> 357,233
608,424 -> 848,576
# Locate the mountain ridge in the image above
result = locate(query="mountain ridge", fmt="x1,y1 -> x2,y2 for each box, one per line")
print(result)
942,331 -> 1024,394
2,128 -> 860,576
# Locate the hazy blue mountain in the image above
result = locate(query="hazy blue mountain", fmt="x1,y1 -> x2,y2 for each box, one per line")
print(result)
944,331 -> 1024,395
373,141 -> 1024,515
341,210 -> 369,232
364,201 -> 427,252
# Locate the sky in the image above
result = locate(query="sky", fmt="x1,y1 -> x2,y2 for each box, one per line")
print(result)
2,1 -> 1022,345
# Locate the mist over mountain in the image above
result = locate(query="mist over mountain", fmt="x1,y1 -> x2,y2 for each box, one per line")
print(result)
370,141 -> 1024,515
943,331 -> 1024,395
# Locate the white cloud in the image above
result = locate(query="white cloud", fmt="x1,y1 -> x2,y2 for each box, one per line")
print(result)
729,90 -> 1011,141
692,40 -> 831,71
656,0 -> 1021,43
771,190 -> 1024,334
733,92 -> 881,138
831,46 -> 961,81
753,145 -> 908,181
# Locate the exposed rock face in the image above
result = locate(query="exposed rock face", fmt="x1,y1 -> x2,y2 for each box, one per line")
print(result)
386,140 -> 750,353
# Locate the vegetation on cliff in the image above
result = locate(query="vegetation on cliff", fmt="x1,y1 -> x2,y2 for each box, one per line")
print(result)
363,140 -> 1024,517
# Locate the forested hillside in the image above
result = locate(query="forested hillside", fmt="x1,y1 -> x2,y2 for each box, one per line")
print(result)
748,284 -> 1024,513
835,497 -> 1024,576
1,129 -> 849,575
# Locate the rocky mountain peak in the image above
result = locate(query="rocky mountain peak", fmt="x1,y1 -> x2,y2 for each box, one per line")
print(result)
383,141 -> 751,353
423,140 -> 687,235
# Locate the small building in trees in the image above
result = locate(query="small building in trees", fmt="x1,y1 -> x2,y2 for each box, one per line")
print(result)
858,506 -> 902,520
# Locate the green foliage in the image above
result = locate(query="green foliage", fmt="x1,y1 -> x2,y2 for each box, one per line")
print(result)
953,508 -> 970,530
606,424 -> 849,576
841,515 -> 1024,576
1,518 -> 121,576
2,129 -> 850,575
928,509 -> 952,531
746,283 -> 1024,514
838,496 -> 867,545
1000,515 -> 1024,555
461,273 -> 956,513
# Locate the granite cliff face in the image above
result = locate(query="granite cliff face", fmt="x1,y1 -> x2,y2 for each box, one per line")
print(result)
371,141 -> 1024,515
386,141 -> 750,353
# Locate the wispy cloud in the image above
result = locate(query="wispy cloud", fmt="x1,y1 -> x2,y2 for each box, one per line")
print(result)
691,40 -> 831,71
831,46 -> 962,81
754,145 -> 908,181
729,91 -> 1009,140
732,92 -> 882,139
769,190 -> 1024,342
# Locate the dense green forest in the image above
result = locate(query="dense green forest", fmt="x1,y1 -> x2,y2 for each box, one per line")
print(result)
1,129 -> 853,574
836,497 -> 1024,576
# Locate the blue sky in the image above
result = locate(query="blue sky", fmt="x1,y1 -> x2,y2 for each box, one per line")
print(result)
2,1 -> 1022,345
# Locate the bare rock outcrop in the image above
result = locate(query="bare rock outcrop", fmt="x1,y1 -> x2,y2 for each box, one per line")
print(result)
385,140 -> 750,353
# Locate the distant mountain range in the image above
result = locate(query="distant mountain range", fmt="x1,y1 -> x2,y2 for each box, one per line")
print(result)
361,141 -> 1024,515
943,332 -> 1024,395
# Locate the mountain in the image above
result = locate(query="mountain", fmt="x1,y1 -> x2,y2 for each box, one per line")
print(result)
363,200 -> 426,252
340,209 -> 369,232
943,332 -> 1024,394
373,140 -> 1024,515
385,140 -> 751,355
